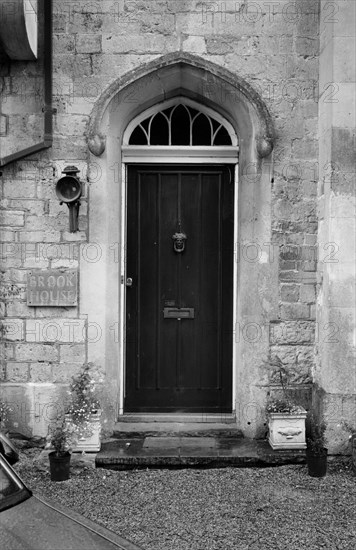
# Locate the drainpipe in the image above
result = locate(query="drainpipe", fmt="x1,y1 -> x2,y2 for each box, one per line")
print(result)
0,0 -> 53,167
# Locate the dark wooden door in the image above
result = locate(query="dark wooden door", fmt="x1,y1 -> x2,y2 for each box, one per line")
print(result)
125,165 -> 234,412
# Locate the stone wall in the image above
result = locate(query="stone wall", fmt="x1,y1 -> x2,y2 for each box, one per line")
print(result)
0,0 -> 337,441
0,156 -> 88,434
316,0 -> 356,453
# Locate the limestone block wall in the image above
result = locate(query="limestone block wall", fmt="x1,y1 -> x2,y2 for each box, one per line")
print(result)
0,0 -> 324,438
0,157 -> 89,435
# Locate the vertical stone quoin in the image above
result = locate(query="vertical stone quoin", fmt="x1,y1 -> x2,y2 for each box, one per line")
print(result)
315,0 -> 356,453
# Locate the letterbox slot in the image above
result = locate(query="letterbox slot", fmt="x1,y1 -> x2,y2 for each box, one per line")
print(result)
163,307 -> 195,319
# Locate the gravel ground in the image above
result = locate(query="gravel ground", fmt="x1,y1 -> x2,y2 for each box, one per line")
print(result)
13,445 -> 356,550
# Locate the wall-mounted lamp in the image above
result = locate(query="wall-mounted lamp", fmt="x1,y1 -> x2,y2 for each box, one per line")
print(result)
55,166 -> 82,232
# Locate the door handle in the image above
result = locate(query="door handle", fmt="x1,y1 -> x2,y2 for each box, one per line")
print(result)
126,277 -> 133,287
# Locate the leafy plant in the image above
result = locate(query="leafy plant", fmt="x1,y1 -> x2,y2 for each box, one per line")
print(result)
0,273 -> 21,300
47,420 -> 74,456
0,399 -> 12,423
266,399 -> 305,414
66,363 -> 101,439
264,354 -> 305,414
307,411 -> 327,454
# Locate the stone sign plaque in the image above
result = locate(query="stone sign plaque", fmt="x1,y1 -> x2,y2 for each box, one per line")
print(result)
27,270 -> 78,307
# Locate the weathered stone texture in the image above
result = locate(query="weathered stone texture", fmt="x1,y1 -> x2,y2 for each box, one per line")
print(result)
0,211 -> 25,227
280,303 -> 310,320
1,199 -> 45,216
269,345 -> 312,385
6,362 -> 29,382
300,284 -> 316,304
18,231 -> 61,243
0,230 -> 15,242
0,343 -> 14,361
15,343 -> 58,362
60,344 -> 86,363
6,301 -> 35,318
3,0 -> 348,442
29,363 -> 53,383
53,34 -> 75,54
52,363 -> 82,383
280,284 -> 299,302
0,363 -> 6,382
270,321 -> 315,345
75,34 -> 102,53
3,181 -> 37,199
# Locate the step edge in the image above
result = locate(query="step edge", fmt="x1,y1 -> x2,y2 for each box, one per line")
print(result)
117,414 -> 236,424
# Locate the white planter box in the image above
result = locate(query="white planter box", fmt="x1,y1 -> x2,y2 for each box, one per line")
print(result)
268,410 -> 307,450
65,410 -> 102,452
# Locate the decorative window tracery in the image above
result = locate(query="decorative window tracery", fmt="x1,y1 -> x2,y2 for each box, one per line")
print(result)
125,98 -> 237,147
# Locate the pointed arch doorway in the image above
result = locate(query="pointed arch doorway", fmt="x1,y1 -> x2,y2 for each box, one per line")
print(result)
87,53 -> 274,431
122,98 -> 239,412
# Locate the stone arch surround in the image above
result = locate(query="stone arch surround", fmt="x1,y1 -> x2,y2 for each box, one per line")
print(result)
83,53 -> 277,437
88,52 -> 274,160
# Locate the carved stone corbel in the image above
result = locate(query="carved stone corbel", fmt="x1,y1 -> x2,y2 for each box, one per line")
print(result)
88,133 -> 106,157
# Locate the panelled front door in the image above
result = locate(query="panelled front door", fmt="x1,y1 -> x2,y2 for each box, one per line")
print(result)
125,165 -> 234,412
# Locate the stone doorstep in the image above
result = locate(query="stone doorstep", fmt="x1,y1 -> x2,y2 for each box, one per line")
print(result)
95,438 -> 307,470
143,436 -> 217,449
112,420 -> 244,439
117,413 -> 237,423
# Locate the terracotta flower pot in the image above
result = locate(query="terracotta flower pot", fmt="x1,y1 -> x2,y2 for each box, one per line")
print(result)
306,448 -> 327,478
48,451 -> 71,481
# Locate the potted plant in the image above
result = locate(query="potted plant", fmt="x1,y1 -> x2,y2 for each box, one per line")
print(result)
306,411 -> 327,477
265,355 -> 307,450
47,420 -> 73,481
65,363 -> 102,452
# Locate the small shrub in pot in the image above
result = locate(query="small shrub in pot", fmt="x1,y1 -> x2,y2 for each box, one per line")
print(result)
47,420 -> 74,481
306,411 -> 327,478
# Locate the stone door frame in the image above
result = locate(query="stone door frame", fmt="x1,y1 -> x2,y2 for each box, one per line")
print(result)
85,53 -> 275,437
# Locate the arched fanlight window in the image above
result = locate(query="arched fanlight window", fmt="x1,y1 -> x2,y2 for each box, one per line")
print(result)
122,97 -> 239,163
126,100 -> 235,146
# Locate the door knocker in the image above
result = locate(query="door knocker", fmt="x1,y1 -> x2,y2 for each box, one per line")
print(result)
172,232 -> 187,253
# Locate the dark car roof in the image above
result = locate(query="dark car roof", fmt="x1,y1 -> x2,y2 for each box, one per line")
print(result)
0,494 -> 143,550
0,455 -> 143,550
